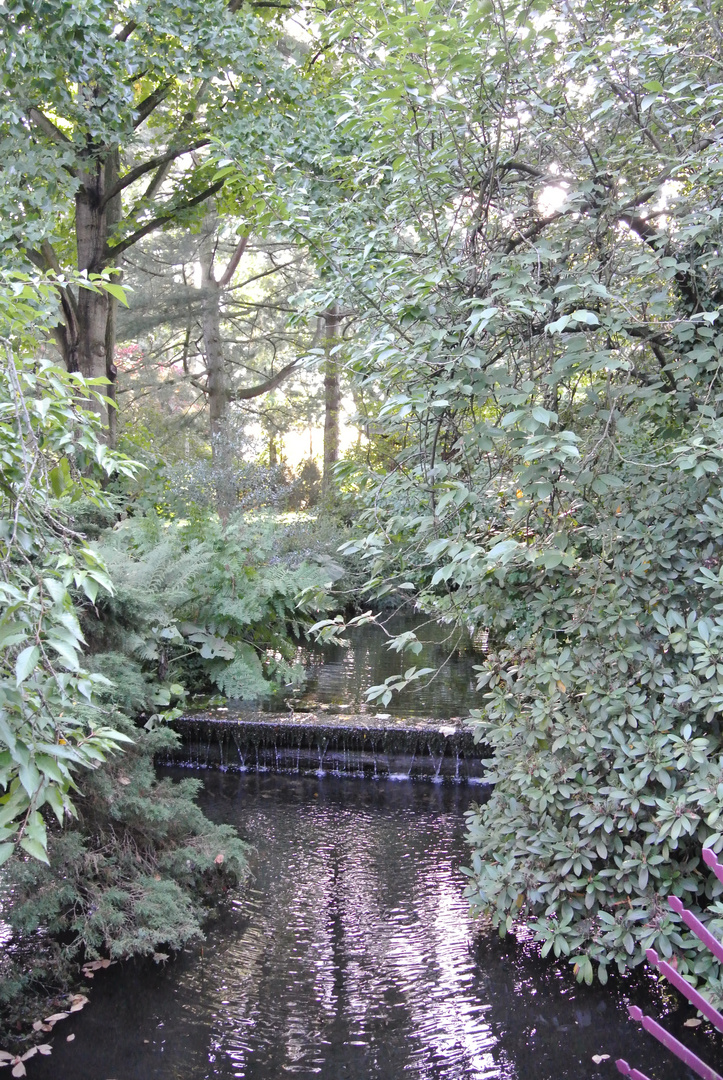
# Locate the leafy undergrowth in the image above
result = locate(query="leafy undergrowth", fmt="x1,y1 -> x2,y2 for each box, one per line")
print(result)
0,717 -> 247,1052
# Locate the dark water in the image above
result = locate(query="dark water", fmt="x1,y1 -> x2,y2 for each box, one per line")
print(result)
268,613 -> 482,719
29,771 -> 721,1080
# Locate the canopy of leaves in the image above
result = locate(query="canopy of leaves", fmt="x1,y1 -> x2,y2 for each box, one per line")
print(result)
279,0 -> 723,999
0,0 -> 306,264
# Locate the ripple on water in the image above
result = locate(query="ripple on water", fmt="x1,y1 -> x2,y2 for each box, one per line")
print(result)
25,771 -> 715,1080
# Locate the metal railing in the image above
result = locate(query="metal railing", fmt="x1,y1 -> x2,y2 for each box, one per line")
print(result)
617,848 -> 723,1080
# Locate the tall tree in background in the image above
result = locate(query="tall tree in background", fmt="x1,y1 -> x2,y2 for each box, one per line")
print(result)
322,304 -> 342,494
0,0 -> 304,439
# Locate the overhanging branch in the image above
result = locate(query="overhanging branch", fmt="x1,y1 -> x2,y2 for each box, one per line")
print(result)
134,81 -> 174,129
105,180 -> 225,260
101,139 -> 211,207
232,358 -> 300,400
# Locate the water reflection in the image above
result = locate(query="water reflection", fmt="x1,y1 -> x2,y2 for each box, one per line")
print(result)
29,772 -> 717,1080
272,614 -> 481,719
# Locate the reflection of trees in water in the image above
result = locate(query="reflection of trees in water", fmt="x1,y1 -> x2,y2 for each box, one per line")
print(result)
300,613 -> 479,718
32,775 -> 694,1080
189,778 -> 499,1078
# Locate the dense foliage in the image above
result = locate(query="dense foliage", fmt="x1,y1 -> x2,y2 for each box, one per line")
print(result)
1,720 -> 247,1013
0,274 -> 137,865
82,510 -> 341,711
0,0 -> 310,434
275,0 -> 723,998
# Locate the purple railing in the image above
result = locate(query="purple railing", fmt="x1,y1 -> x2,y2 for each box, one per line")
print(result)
616,847 -> 723,1080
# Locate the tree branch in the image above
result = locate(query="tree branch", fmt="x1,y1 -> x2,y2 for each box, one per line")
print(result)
232,358 -> 300,400
134,81 -> 173,129
116,20 -> 138,41
106,180 -> 225,260
101,140 -> 211,208
28,107 -> 73,148
217,234 -> 250,288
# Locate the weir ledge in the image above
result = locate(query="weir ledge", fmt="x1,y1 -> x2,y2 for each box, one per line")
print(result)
162,709 -> 489,784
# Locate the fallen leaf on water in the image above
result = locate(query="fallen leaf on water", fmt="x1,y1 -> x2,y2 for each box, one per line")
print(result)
36,1046 -> 52,1056
66,1034 -> 75,1043
592,1055 -> 610,1064
214,853 -> 224,865
118,777 -> 131,786
32,1021 -> 51,1033
153,952 -> 169,964
684,1018 -> 702,1027
11,1063 -> 26,1078
43,1013 -> 69,1025
0,1051 -> 14,1063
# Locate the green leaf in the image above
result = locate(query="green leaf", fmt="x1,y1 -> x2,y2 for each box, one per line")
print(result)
18,835 -> 49,864
15,645 -> 39,685
99,282 -> 129,306
49,456 -> 72,497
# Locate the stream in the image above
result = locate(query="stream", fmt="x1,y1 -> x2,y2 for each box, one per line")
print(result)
21,618 -> 723,1078
29,770 -> 718,1080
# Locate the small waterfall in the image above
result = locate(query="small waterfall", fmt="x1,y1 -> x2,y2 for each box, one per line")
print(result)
162,712 -> 488,784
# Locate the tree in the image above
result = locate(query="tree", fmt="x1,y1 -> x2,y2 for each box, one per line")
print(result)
113,217 -> 325,512
322,303 -> 342,494
0,0 -> 305,439
289,0 -> 723,997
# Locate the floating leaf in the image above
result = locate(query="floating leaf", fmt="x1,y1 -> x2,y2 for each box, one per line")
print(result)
592,1055 -> 610,1063
684,1018 -> 702,1027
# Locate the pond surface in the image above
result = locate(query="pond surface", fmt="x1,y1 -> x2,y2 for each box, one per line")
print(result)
30,771 -> 718,1080
256,612 -> 482,720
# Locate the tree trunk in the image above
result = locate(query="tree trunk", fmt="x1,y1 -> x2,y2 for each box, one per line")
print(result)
76,162 -> 110,428
199,210 -> 235,518
269,433 -> 278,466
200,220 -> 226,443
104,149 -> 122,448
322,304 -> 341,495
67,147 -> 120,443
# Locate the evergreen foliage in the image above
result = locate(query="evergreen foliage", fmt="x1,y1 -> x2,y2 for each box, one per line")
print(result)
0,717 -> 247,1024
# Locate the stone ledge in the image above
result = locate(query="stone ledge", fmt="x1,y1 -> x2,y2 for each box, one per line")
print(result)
164,711 -> 488,783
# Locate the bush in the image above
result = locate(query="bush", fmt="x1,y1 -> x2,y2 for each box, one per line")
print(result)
79,510 -> 339,708
0,715 -> 247,1034
462,454 -> 723,999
